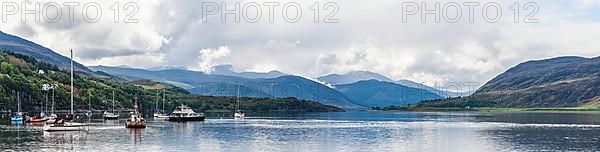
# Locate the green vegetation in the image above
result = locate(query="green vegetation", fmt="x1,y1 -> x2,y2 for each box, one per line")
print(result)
370,105 -> 409,111
0,51 -> 343,114
371,96 -> 600,112
174,96 -> 343,112
414,96 -> 497,108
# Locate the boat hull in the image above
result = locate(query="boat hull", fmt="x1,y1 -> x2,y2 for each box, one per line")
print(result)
103,116 -> 119,120
125,122 -> 146,128
167,116 -> 205,122
43,123 -> 88,132
27,118 -> 49,123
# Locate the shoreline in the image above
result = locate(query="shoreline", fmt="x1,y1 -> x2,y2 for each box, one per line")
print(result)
369,107 -> 600,113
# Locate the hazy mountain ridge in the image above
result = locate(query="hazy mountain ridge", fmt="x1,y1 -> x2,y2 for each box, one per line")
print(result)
318,70 -> 471,98
211,64 -> 287,79
336,80 -> 443,107
90,66 -> 363,109
318,71 -> 394,85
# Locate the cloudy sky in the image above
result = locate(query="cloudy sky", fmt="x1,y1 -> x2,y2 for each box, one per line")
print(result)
2,0 -> 600,88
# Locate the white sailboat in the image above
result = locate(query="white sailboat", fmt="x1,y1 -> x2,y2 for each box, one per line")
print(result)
234,84 -> 245,119
103,90 -> 119,120
10,91 -> 23,124
153,89 -> 169,119
85,93 -> 92,117
43,50 -> 88,132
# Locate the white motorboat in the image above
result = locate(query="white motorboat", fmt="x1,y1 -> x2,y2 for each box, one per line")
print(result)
167,105 -> 205,122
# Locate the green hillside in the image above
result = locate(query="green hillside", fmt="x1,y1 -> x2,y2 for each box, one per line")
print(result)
0,51 -> 343,114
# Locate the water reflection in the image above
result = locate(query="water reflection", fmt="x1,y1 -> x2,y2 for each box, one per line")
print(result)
43,131 -> 88,145
127,128 -> 143,144
0,112 -> 599,151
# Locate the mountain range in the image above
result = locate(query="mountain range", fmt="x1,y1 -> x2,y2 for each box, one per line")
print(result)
89,65 -> 363,109
0,31 -> 462,109
470,56 -> 600,107
318,71 -> 470,98
0,31 -> 90,72
335,80 -> 442,107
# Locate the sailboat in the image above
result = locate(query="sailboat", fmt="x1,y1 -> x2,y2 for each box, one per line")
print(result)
234,84 -> 245,119
85,94 -> 92,117
126,96 -> 146,128
46,87 -> 58,123
43,50 -> 88,132
28,91 -> 50,124
27,96 -> 49,123
103,90 -> 119,120
153,90 -> 169,119
10,92 -> 24,124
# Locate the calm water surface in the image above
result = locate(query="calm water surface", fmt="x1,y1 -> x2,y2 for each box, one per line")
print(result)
1,111 -> 600,151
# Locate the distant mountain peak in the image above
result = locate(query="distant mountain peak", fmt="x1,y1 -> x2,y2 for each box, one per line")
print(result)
209,64 -> 287,79
317,70 -> 394,85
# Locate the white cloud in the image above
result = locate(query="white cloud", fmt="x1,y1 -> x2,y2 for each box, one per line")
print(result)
1,0 -> 599,88
196,46 -> 231,74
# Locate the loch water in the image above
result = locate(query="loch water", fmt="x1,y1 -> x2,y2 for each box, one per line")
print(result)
1,111 -> 600,151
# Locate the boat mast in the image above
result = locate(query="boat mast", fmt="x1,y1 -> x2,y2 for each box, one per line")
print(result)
155,90 -> 159,113
236,84 -> 240,112
45,91 -> 48,114
88,92 -> 91,113
51,88 -> 54,115
70,49 -> 74,115
134,95 -> 138,114
17,92 -> 20,113
112,90 -> 115,113
162,89 -> 165,113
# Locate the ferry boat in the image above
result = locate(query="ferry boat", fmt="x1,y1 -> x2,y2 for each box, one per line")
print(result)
167,105 -> 205,122
125,96 -> 146,128
103,91 -> 119,120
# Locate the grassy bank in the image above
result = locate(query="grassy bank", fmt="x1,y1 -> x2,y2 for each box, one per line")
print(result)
371,106 -> 600,113
403,107 -> 600,113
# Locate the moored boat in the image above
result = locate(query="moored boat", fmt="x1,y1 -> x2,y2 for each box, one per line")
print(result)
43,120 -> 89,132
167,105 -> 205,122
43,50 -> 88,132
103,111 -> 119,120
27,112 -> 49,123
125,96 -> 146,128
154,90 -> 169,119
125,113 -> 146,128
103,90 -> 119,120
234,110 -> 245,119
234,84 -> 245,119
11,112 -> 24,123
11,92 -> 24,123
